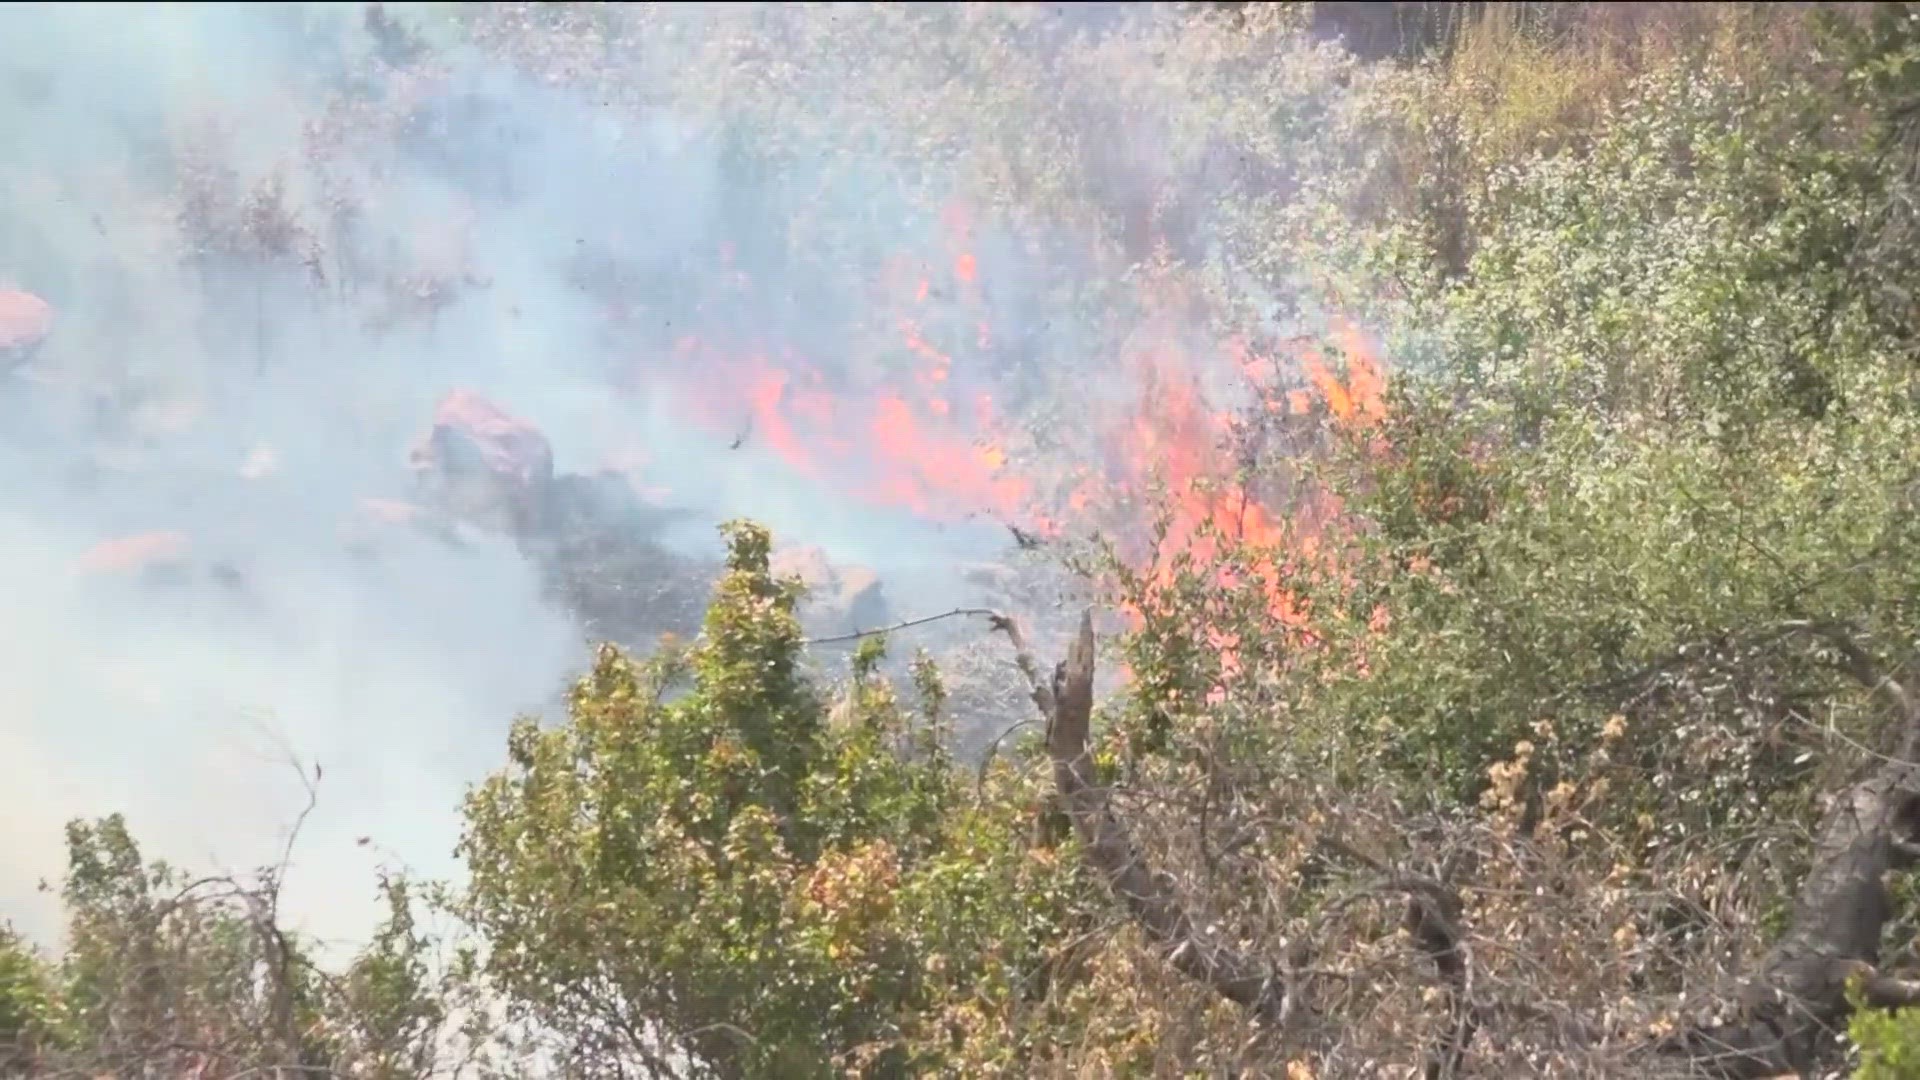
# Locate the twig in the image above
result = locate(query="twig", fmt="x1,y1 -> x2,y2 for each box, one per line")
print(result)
974,717 -> 1040,793
800,606 -> 1000,646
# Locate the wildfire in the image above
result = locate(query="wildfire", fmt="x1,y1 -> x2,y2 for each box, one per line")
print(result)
638,201 -> 1387,667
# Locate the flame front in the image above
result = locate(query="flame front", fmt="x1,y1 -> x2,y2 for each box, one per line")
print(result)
630,201 -> 1387,646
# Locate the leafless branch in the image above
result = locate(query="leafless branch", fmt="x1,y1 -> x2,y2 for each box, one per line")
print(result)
988,608 -> 1920,1077
801,606 -> 1000,646
991,607 -> 1292,1024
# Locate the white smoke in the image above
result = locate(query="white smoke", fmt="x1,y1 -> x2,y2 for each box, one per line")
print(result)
0,1 -> 1349,952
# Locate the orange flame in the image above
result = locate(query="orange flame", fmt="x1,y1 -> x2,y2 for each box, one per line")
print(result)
642,203 -> 1389,688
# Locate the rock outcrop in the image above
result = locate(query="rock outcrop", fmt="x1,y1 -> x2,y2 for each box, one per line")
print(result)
0,289 -> 53,374
408,389 -> 555,535
74,530 -> 249,597
76,530 -> 193,578
397,390 -> 714,643
399,390 -> 897,649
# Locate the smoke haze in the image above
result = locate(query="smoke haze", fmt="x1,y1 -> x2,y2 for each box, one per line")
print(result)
0,2 -> 1370,951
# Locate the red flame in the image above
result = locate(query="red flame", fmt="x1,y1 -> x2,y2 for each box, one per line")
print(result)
635,201 -> 1388,678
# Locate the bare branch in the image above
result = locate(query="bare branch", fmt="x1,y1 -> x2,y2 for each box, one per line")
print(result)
987,607 -> 1920,1077
800,606 -> 999,646
992,608 -> 1291,1024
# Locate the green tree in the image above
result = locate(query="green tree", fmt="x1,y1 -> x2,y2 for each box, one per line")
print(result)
0,924 -> 57,1070
1,813 -> 488,1078
457,521 -> 1082,1077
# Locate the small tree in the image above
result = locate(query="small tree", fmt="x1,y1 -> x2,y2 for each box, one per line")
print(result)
457,520 -> 1083,1077
0,808 -> 492,1078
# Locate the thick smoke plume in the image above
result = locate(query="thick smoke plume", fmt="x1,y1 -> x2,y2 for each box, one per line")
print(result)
0,2 -> 1374,951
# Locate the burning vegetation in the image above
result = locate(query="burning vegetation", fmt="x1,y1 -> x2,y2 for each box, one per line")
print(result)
11,3 -> 1920,1079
